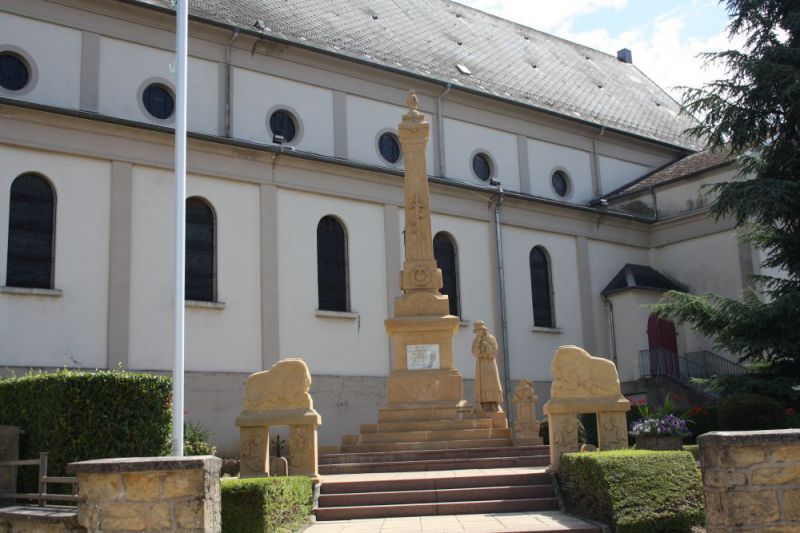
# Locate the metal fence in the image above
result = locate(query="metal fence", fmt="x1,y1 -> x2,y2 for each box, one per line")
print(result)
638,349 -> 747,383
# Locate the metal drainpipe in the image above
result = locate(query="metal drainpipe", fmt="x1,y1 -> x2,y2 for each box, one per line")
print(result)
591,126 -> 606,197
493,185 -> 513,421
224,29 -> 241,137
436,83 -> 452,177
601,294 -> 618,366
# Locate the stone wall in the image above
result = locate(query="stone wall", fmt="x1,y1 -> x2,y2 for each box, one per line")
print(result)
699,429 -> 800,533
69,456 -> 221,533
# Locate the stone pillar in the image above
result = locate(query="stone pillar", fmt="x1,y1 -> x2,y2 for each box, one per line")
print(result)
239,425 -> 270,478
512,380 -> 542,446
289,424 -> 318,477
547,413 -> 580,468
699,429 -> 800,533
69,456 -> 222,533
596,411 -> 629,450
0,426 -> 22,501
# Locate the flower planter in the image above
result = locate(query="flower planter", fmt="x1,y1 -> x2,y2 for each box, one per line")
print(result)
636,434 -> 683,451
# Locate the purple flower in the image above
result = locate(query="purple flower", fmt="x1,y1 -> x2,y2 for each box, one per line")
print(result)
629,414 -> 690,437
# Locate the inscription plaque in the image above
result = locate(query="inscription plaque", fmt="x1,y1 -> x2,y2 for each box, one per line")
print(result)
406,344 -> 440,370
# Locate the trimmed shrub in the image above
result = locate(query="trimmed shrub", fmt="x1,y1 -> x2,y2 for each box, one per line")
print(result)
716,393 -> 785,431
221,477 -> 313,533
559,450 -> 704,533
0,369 -> 171,489
682,445 -> 699,460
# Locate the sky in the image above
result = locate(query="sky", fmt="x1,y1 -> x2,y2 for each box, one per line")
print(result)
456,0 -> 744,103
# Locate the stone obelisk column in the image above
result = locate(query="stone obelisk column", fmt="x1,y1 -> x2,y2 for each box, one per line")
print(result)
382,92 -> 464,420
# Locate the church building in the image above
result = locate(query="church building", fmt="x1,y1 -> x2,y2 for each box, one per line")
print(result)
0,0 -> 754,455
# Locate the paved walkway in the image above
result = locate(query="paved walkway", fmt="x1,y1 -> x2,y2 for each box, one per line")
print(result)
303,510 -> 598,532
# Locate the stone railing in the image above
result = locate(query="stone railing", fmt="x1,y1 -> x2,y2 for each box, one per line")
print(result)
69,456 -> 221,533
699,429 -> 800,532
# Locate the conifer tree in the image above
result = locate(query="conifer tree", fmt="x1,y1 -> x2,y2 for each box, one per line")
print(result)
652,0 -> 800,387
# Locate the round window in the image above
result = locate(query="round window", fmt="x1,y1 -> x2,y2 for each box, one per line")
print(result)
378,132 -> 401,164
0,52 -> 30,91
472,152 -> 492,181
269,109 -> 297,143
142,83 -> 175,120
552,170 -> 570,197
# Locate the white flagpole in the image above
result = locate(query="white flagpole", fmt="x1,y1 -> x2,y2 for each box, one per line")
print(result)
171,0 -> 188,457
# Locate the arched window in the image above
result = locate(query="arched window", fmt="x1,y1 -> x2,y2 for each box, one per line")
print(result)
433,231 -> 460,317
317,215 -> 348,311
185,197 -> 215,302
529,246 -> 554,328
6,173 -> 55,289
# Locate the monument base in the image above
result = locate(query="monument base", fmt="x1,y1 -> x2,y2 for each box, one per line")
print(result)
386,368 -> 464,404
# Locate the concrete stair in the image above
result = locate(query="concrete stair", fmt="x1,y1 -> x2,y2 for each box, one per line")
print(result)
315,470 -> 559,521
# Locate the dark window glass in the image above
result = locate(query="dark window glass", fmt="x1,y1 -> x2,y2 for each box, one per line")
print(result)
434,232 -> 460,316
530,246 -> 554,328
472,153 -> 492,181
552,170 -> 569,197
142,84 -> 174,119
6,174 -> 55,288
269,110 -> 297,142
185,197 -> 215,302
0,53 -> 29,91
378,132 -> 401,163
317,216 -> 348,311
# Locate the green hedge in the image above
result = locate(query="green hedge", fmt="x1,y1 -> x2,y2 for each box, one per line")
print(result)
0,369 -> 171,489
716,393 -> 786,431
221,477 -> 313,533
559,450 -> 704,533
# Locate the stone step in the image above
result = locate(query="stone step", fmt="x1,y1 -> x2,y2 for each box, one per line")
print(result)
320,471 -> 552,494
359,417 -> 494,434
318,454 -> 548,475
320,445 -> 549,465
318,484 -> 554,507
356,427 -> 511,444
339,437 -> 513,453
314,497 -> 560,520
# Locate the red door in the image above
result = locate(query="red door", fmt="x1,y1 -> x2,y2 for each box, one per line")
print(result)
647,314 -> 679,378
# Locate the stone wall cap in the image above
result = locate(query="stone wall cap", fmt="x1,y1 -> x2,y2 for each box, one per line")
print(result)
67,455 -> 221,474
0,506 -> 79,525
698,429 -> 800,446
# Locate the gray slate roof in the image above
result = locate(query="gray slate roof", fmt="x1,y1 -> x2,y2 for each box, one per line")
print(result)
602,264 -> 687,296
128,0 -> 702,150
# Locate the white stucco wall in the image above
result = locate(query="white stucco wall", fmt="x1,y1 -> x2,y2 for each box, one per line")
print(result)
98,37 -> 219,134
0,146 -> 110,368
232,68 -> 334,155
345,95 -> 435,172
127,166 -> 262,373
527,139 -> 593,203
653,230 -> 742,354
443,118 -> 520,191
585,240 -> 650,364
606,289 -> 663,382
501,227 -> 582,381
277,187 -> 389,377
0,12 -> 82,109
654,168 -> 734,217
598,155 -> 651,194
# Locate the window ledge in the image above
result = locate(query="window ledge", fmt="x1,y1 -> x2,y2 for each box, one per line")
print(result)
459,320 -> 471,328
315,309 -> 359,319
0,286 -> 62,297
531,326 -> 562,334
186,300 -> 226,310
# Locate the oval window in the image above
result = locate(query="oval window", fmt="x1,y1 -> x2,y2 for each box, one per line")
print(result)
472,152 -> 492,181
378,132 -> 401,164
269,109 -> 297,143
0,52 -> 30,91
552,170 -> 570,197
142,83 -> 175,120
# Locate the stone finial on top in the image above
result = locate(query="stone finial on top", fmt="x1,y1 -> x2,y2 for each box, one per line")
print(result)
403,90 -> 425,124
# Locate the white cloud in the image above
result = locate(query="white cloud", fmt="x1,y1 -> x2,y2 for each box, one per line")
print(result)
457,0 -> 744,101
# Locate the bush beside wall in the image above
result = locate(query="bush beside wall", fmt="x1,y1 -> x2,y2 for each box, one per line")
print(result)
221,477 -> 313,533
559,450 -> 704,533
0,369 -> 171,489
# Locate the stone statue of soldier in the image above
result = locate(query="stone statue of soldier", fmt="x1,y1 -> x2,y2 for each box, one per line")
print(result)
472,320 -> 503,413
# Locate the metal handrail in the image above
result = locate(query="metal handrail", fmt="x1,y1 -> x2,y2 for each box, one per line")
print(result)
0,452 -> 79,507
639,349 -> 747,383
